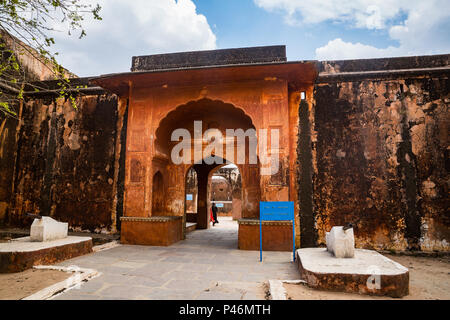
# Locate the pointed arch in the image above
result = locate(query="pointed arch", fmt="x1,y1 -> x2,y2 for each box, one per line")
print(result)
154,98 -> 256,156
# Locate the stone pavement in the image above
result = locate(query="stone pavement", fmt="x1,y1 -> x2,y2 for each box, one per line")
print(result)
52,217 -> 299,300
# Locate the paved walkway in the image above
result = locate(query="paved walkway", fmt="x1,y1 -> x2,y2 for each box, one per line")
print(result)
52,217 -> 299,300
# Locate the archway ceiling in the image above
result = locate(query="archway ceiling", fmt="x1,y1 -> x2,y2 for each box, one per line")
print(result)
155,98 -> 255,153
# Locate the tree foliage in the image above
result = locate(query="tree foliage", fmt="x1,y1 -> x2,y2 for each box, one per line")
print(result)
0,0 -> 101,117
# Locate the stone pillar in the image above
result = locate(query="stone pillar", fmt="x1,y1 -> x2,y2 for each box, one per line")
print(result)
195,164 -> 210,229
241,164 -> 260,218
110,97 -> 128,233
124,98 -> 152,218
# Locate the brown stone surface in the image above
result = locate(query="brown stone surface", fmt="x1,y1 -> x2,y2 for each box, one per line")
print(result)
238,220 -> 293,251
0,238 -> 92,273
312,73 -> 449,251
120,217 -> 182,246
0,116 -> 17,227
4,94 -> 123,234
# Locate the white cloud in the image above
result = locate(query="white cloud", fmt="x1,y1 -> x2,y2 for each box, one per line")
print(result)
254,0 -> 407,28
254,0 -> 450,59
49,0 -> 217,76
315,38 -> 400,60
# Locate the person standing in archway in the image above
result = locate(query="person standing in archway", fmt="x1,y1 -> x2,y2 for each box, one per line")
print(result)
211,201 -> 219,226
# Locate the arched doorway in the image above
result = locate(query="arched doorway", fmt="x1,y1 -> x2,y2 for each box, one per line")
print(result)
154,98 -> 261,222
184,157 -> 245,231
182,159 -> 243,248
210,164 -> 242,221
121,96 -> 290,248
151,98 -> 262,243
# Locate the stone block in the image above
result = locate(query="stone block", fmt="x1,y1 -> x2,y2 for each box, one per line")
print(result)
131,45 -> 287,71
296,248 -> 409,298
326,226 -> 355,258
30,217 -> 68,242
238,219 -> 293,251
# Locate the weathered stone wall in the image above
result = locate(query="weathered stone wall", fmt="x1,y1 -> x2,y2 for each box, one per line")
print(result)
0,115 -> 18,225
6,91 -> 124,233
309,55 -> 449,251
0,30 -> 77,228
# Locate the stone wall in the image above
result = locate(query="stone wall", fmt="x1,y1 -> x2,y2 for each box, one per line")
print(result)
308,55 -> 449,251
0,30 -> 77,228
4,88 -> 125,233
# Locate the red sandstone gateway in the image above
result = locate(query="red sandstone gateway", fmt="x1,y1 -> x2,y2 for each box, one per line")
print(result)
92,46 -> 316,250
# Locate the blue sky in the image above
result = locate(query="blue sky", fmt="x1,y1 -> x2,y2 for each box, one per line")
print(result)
194,0 -> 401,61
49,0 -> 450,77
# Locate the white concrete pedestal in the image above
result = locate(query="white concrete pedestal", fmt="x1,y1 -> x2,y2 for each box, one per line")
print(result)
30,217 -> 68,242
326,226 -> 355,258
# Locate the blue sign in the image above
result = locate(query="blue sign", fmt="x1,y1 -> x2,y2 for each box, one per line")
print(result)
216,203 -> 224,208
186,194 -> 193,201
259,201 -> 295,262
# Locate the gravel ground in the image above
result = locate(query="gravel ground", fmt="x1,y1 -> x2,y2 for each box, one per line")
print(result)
0,269 -> 72,300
